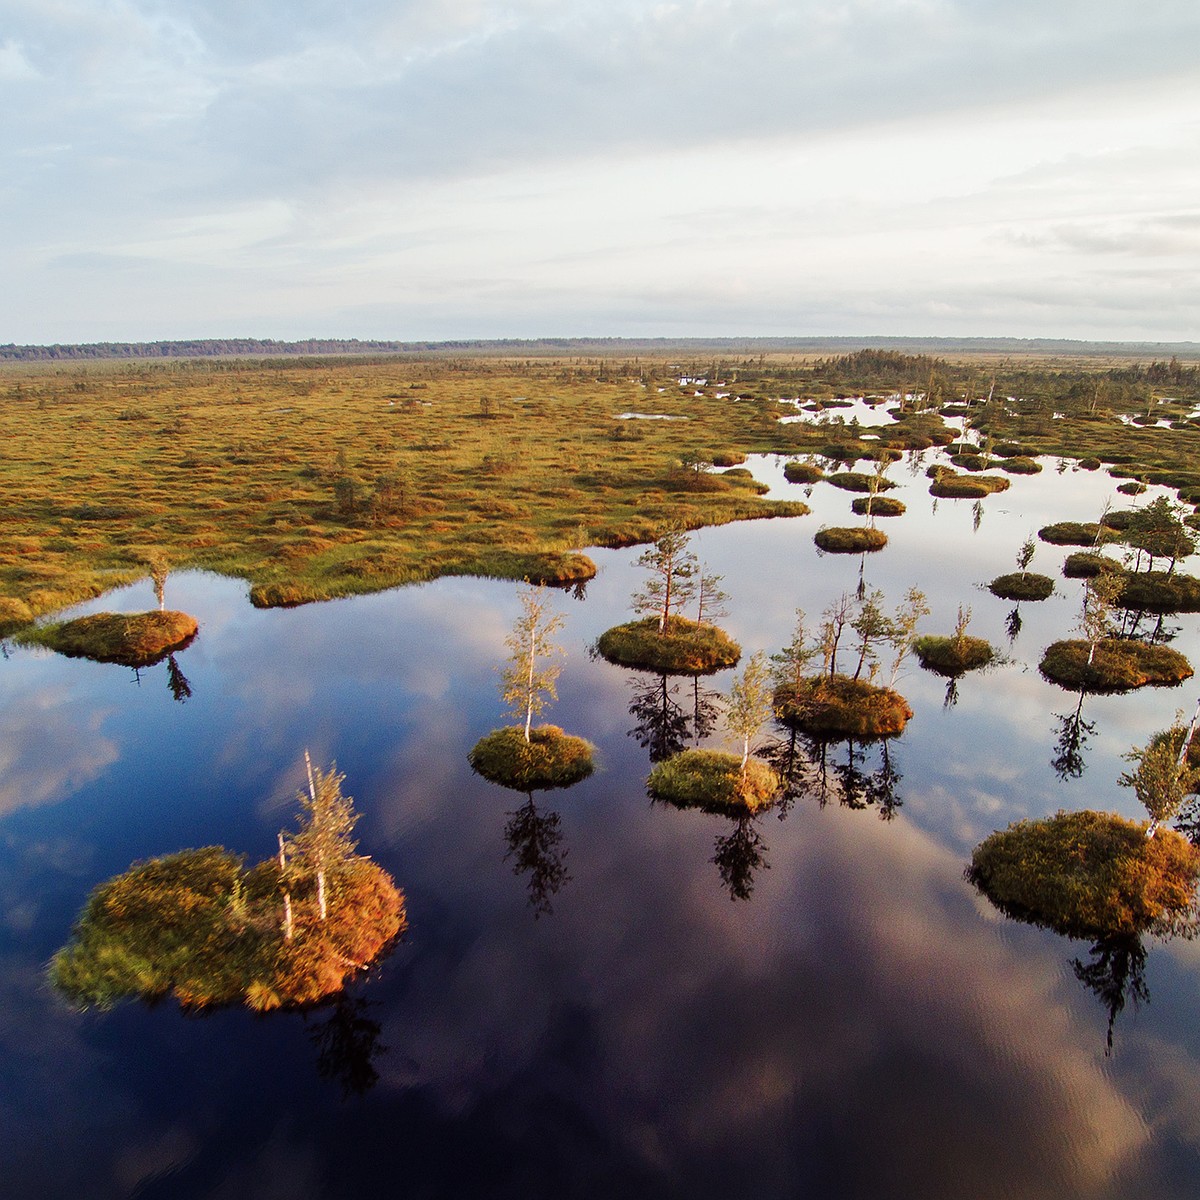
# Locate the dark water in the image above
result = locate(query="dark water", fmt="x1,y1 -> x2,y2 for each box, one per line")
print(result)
3,444 -> 1200,1199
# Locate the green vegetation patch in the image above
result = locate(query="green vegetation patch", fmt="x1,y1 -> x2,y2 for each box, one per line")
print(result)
1117,571 -> 1200,613
998,456 -> 1043,475
1039,638 -> 1194,692
913,634 -> 996,676
928,471 -> 1010,499
1062,552 -> 1121,579
51,848 -> 405,1012
23,610 -> 197,667
596,616 -> 741,675
0,596 -> 33,636
967,810 -> 1200,939
814,526 -> 888,553
783,460 -> 824,484
646,748 -> 778,814
1039,521 -> 1113,546
710,451 -> 747,467
774,674 -> 913,740
851,496 -> 906,517
826,471 -> 896,493
988,572 -> 1054,601
467,725 -> 595,791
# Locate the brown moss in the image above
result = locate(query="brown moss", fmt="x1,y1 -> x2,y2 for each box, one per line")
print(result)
26,610 -> 198,667
814,526 -> 888,553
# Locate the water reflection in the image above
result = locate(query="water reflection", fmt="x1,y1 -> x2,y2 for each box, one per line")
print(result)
1072,934 -> 1149,1053
763,730 -> 902,820
503,792 -> 571,918
711,813 -> 770,902
1050,690 -> 1097,780
626,671 -> 722,762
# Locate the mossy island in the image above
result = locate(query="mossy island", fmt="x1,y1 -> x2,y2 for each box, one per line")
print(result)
927,469 -> 1010,499
1116,570 -> 1200,613
967,810 -> 1200,939
1062,552 -> 1120,579
913,634 -> 995,676
22,610 -> 198,667
597,615 -> 741,674
851,496 -> 906,518
646,748 -> 778,814
51,762 -> 405,1012
988,572 -> 1054,601
774,674 -> 913,740
1038,521 -> 1114,547
1039,638 -> 1194,692
814,526 -> 888,554
783,460 -> 824,484
826,471 -> 896,494
468,725 -> 595,791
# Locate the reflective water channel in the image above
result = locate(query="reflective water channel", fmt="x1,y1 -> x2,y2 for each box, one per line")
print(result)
3,436 -> 1200,1199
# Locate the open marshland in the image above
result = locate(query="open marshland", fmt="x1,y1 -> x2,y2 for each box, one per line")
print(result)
4,349 -> 1200,1199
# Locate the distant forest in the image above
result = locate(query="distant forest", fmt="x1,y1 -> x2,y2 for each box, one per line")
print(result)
2,335 -> 1198,363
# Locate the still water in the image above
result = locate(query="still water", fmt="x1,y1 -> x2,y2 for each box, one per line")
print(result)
2,446 -> 1200,1199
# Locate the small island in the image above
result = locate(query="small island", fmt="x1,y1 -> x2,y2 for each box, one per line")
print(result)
1039,638 -> 1193,692
647,749 -> 778,813
988,572 -> 1054,601
913,608 -> 995,676
21,609 -> 198,667
814,526 -> 888,554
52,759 -> 405,1011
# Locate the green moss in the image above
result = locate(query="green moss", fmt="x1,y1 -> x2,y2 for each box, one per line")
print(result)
467,724 -> 595,791
998,456 -> 1043,475
851,496 -> 906,517
913,634 -> 995,676
1117,571 -> 1200,613
826,471 -> 896,493
22,610 -> 197,667
50,848 -> 405,1012
967,810 -> 1200,939
928,471 -> 1010,498
774,674 -> 913,739
1062,552 -> 1121,579
783,460 -> 824,484
596,615 -> 741,674
1039,521 -> 1111,546
647,749 -> 778,813
988,572 -> 1054,601
814,526 -> 888,553
1039,639 -> 1194,692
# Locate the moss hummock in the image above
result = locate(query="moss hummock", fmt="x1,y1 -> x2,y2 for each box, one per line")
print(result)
23,610 -> 198,667
1116,571 -> 1200,613
596,616 -> 741,674
988,572 -> 1054,601
928,470 -> 1010,498
851,496 -> 906,517
826,471 -> 896,493
967,810 -> 1200,939
913,634 -> 995,676
647,749 -> 778,813
1039,639 -> 1193,692
774,674 -> 913,740
814,527 -> 888,553
783,461 -> 824,484
51,847 -> 405,1012
468,725 -> 595,791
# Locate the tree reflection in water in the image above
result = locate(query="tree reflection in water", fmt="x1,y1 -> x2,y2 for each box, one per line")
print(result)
1072,934 -> 1149,1054
711,814 -> 770,902
626,672 -> 721,763
762,731 -> 902,820
503,793 -> 571,918
1005,605 -> 1022,644
308,993 -> 387,1098
166,653 -> 193,703
1050,690 -> 1096,780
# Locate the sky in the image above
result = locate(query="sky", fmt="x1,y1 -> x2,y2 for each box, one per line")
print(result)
2,0 -> 1199,344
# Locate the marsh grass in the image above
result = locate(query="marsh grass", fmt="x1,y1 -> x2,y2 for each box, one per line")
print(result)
467,725 -> 595,791
967,811 -> 1200,939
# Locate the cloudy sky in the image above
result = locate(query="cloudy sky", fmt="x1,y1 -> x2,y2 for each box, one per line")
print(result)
2,0 -> 1198,344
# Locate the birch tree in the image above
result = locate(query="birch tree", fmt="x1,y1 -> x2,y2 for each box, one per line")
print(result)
501,585 -> 565,742
292,753 -> 361,923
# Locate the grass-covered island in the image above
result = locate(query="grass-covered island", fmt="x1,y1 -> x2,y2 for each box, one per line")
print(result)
814,526 -> 888,553
468,725 -> 595,790
773,674 -> 913,740
851,496 -> 906,518
597,616 -> 741,673
913,634 -> 995,676
1039,639 -> 1194,692
927,469 -> 1011,499
52,762 -> 405,1011
20,610 -> 198,667
988,572 -> 1055,601
967,810 -> 1200,939
646,748 -> 778,813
